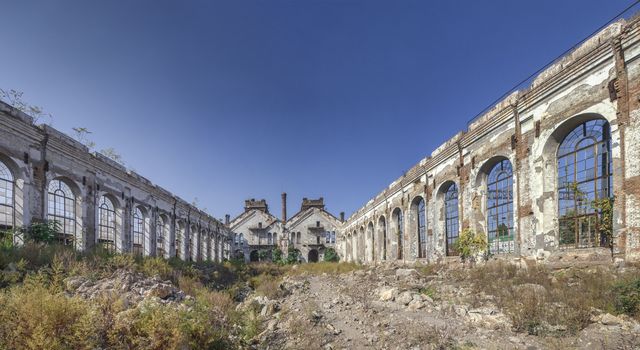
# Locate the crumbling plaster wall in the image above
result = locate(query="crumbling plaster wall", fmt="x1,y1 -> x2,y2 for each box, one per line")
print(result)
342,17 -> 640,265
0,103 -> 230,262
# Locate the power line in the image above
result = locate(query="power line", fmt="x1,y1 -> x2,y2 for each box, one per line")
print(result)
466,0 -> 640,125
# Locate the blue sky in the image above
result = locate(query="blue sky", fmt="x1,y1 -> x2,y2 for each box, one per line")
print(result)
0,0 -> 634,219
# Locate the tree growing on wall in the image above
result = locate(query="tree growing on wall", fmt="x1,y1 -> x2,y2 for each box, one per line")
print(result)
0,88 -> 52,125
71,127 -> 96,150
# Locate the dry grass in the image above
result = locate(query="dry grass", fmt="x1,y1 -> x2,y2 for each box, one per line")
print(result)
463,261 -> 640,335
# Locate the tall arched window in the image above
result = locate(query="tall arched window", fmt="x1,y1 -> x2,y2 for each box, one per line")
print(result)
273,232 -> 277,244
267,232 -> 273,245
415,198 -> 427,258
379,216 -> 387,261
132,207 -> 145,256
156,215 -> 166,257
0,161 -> 15,230
557,119 -> 611,248
487,160 -> 514,254
189,225 -> 197,261
393,208 -> 403,260
444,183 -> 459,256
47,179 -> 77,246
296,232 -> 301,244
176,222 -> 184,259
98,196 -> 116,252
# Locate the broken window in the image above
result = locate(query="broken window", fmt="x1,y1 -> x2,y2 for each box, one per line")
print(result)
487,160 -> 514,254
156,215 -> 166,257
394,208 -> 403,260
132,207 -> 145,256
0,160 -> 14,231
416,197 -> 427,258
98,195 -> 117,253
47,179 -> 76,247
444,183 -> 459,256
557,119 -> 611,248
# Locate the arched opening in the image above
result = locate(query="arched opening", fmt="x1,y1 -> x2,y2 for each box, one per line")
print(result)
249,250 -> 259,262
0,160 -> 15,231
175,221 -> 185,259
367,222 -> 375,263
557,119 -> 611,248
189,225 -> 197,261
443,183 -> 459,256
378,216 -> 387,261
132,206 -> 146,256
267,232 -> 273,245
308,249 -> 319,263
393,208 -> 403,260
98,195 -> 117,253
486,159 -> 514,254
47,178 -> 78,247
411,197 -> 427,258
156,214 -> 167,258
234,249 -> 244,260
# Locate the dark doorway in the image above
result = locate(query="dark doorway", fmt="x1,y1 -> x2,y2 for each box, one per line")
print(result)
308,249 -> 319,263
249,250 -> 259,262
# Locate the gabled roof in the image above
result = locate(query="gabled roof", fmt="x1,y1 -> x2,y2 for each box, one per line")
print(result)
229,209 -> 281,231
286,206 -> 342,230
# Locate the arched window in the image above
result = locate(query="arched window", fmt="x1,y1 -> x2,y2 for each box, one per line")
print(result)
47,179 -> 76,246
487,160 -> 514,254
0,161 -> 15,230
394,208 -> 403,260
296,232 -> 301,244
176,222 -> 184,259
239,233 -> 244,245
379,217 -> 387,261
273,232 -> 277,244
156,215 -> 166,257
189,225 -> 197,261
415,198 -> 427,258
132,207 -> 145,256
267,232 -> 273,245
444,183 -> 459,256
98,196 -> 117,252
557,119 -> 611,248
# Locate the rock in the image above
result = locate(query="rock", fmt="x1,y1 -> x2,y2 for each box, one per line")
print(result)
407,299 -> 424,310
396,291 -> 413,306
378,287 -> 399,302
64,276 -> 86,291
145,283 -> 176,299
599,313 -> 623,326
395,268 -> 417,277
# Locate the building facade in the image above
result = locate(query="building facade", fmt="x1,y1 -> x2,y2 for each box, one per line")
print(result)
229,195 -> 343,262
342,18 -> 640,264
0,101 -> 232,262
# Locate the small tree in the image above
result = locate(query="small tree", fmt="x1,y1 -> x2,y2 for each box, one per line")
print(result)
257,249 -> 268,261
323,247 -> 340,262
272,248 -> 283,263
0,88 -> 52,124
592,196 -> 615,257
285,247 -> 300,264
453,228 -> 487,265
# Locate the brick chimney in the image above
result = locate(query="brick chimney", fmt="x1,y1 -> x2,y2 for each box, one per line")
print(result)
281,192 -> 287,222
340,212 -> 345,222
225,214 -> 230,225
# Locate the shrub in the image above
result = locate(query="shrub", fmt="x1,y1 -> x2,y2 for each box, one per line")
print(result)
452,228 -> 486,262
141,257 -> 173,281
323,247 -> 339,262
272,248 -> 283,263
285,247 -> 300,264
613,277 -> 640,317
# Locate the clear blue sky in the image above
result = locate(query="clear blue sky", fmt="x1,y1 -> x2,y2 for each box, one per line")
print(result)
0,0 -> 635,219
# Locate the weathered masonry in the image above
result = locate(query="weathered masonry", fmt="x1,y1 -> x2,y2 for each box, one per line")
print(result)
229,195 -> 343,263
341,17 -> 640,264
0,101 -> 232,262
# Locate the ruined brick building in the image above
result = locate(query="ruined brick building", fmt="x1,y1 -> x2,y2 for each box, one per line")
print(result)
0,101 -> 233,262
228,194 -> 343,262
2,16 -> 640,267
341,17 -> 640,264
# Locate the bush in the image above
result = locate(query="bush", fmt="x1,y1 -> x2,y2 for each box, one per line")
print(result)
285,247 -> 300,265
272,248 -> 283,263
613,277 -> 640,317
323,247 -> 339,262
452,228 -> 486,262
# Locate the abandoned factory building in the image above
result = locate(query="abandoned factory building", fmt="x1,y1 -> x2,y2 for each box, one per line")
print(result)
0,101 -> 233,262
341,17 -> 640,265
2,16 -> 640,267
228,194 -> 343,262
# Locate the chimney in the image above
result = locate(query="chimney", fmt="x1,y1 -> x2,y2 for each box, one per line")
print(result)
225,214 -> 230,225
340,212 -> 345,222
281,192 -> 287,222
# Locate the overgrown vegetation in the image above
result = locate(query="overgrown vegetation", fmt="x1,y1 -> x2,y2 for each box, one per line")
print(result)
0,226 -> 358,349
462,261 -> 640,336
323,247 -> 340,262
452,228 -> 487,263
